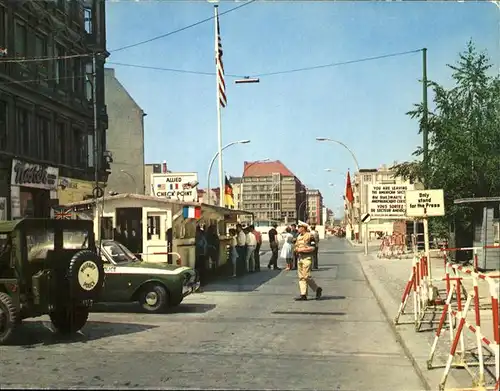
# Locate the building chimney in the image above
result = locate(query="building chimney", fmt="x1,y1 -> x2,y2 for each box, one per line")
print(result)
162,161 -> 167,173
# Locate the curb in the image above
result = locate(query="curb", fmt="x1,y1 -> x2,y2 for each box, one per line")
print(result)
359,260 -> 431,391
358,255 -> 466,391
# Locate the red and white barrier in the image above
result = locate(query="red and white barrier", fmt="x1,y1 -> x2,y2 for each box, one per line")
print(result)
134,251 -> 182,266
426,255 -> 500,391
394,253 -> 438,330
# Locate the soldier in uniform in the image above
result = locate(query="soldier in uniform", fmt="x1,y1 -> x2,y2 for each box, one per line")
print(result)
294,223 -> 322,301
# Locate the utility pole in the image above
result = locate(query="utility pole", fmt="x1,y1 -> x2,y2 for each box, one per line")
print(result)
92,51 -> 101,255
422,48 -> 429,188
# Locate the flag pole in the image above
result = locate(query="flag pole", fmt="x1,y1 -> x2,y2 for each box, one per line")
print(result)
215,5 -> 224,208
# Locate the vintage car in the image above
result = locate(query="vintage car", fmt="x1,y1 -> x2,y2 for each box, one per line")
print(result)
99,240 -> 200,313
0,218 -> 105,344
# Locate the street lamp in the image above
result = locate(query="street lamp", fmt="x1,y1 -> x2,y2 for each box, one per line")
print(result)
120,169 -> 138,194
206,140 -> 251,205
316,136 -> 366,254
235,77 -> 260,84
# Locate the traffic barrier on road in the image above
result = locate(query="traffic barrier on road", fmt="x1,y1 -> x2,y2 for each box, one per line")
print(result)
426,253 -> 500,391
134,251 -> 182,265
378,233 -> 407,259
393,253 -> 441,330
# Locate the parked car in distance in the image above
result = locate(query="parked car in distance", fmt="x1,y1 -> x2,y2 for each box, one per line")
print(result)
99,240 -> 200,313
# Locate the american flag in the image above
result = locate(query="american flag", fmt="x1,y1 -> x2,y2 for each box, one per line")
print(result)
157,183 -> 165,190
53,206 -> 72,220
215,6 -> 227,108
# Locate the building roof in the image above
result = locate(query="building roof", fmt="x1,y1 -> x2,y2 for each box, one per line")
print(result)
229,176 -> 242,184
243,160 -> 295,177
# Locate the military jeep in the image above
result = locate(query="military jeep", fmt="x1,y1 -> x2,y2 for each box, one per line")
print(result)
0,218 -> 105,344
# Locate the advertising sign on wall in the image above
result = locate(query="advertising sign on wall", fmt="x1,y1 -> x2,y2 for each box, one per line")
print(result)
367,183 -> 414,219
11,159 -> 59,190
151,172 -> 198,202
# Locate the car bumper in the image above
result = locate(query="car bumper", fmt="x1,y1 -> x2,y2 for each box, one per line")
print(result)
182,270 -> 200,297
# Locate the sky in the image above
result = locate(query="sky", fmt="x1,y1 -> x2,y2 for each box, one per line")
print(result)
105,1 -> 499,215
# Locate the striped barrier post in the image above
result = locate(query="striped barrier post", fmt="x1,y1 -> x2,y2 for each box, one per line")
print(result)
426,255 -> 500,391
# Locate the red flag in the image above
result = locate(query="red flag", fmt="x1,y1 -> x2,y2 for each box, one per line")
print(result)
345,171 -> 354,204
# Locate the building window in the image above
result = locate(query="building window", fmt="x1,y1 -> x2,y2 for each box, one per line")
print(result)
73,127 -> 87,168
87,133 -> 94,167
72,56 -> 83,94
56,122 -> 66,164
363,175 -> 372,182
14,21 -> 27,57
84,6 -> 92,34
34,34 -> 48,76
15,107 -> 29,155
54,44 -> 66,87
0,7 -> 6,50
0,101 -> 6,150
37,116 -> 50,161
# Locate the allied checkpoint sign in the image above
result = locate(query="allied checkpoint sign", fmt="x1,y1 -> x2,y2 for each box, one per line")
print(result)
367,184 -> 414,219
151,172 -> 198,202
405,189 -> 445,217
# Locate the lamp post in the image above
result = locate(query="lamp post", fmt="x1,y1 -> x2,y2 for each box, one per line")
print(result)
120,169 -> 138,194
282,189 -> 305,225
298,200 -> 307,223
206,140 -> 251,205
316,137 -> 367,255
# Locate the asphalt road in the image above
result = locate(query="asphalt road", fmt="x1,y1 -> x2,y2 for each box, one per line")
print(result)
1,238 -> 426,390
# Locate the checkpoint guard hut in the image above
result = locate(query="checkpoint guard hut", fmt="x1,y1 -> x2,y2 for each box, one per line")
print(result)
453,197 -> 500,271
62,194 -> 253,269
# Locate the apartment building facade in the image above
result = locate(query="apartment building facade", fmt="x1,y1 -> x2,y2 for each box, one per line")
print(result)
241,160 -> 306,224
306,189 -> 323,225
0,0 -> 108,218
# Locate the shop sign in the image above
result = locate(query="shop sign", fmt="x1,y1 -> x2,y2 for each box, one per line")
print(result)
11,159 -> 59,190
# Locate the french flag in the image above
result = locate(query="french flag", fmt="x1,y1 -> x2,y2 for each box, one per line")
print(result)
170,183 -> 179,190
183,206 -> 201,219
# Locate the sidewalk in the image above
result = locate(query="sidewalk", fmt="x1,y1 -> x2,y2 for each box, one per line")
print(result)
358,251 -> 489,390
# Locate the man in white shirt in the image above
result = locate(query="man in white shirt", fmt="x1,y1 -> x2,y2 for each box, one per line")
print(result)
235,224 -> 247,275
245,226 -> 257,272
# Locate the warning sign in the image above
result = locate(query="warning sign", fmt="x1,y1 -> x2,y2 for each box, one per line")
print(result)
367,184 -> 414,219
405,189 -> 445,217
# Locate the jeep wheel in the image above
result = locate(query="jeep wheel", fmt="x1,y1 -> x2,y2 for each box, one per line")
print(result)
0,292 -> 18,345
139,284 -> 168,313
67,250 -> 105,300
49,306 -> 89,335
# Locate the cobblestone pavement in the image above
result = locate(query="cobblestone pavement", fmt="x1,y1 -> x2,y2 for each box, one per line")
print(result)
1,238 -> 426,390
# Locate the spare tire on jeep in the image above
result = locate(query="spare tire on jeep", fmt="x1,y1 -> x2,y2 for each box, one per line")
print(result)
67,250 -> 105,300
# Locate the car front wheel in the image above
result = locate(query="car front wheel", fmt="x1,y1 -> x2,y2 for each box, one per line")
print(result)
0,292 -> 18,345
139,284 -> 168,313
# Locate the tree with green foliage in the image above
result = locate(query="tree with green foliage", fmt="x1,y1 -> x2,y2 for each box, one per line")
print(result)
393,41 -> 500,237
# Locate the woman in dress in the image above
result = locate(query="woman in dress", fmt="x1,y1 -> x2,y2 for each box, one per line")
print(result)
280,226 -> 294,270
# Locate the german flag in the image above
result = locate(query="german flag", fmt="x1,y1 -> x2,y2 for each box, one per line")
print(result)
224,176 -> 235,209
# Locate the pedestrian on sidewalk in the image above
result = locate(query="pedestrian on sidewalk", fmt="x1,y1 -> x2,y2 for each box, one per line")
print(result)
245,226 -> 257,272
235,224 -> 247,275
290,223 -> 299,270
310,224 -> 320,270
280,226 -> 294,270
251,225 -> 262,271
229,228 -> 238,277
294,223 -> 322,301
267,223 -> 281,270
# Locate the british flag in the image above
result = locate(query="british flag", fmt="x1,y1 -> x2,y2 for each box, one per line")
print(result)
53,206 -> 72,220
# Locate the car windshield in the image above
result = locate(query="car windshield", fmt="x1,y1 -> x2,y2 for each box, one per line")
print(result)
102,241 -> 139,264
